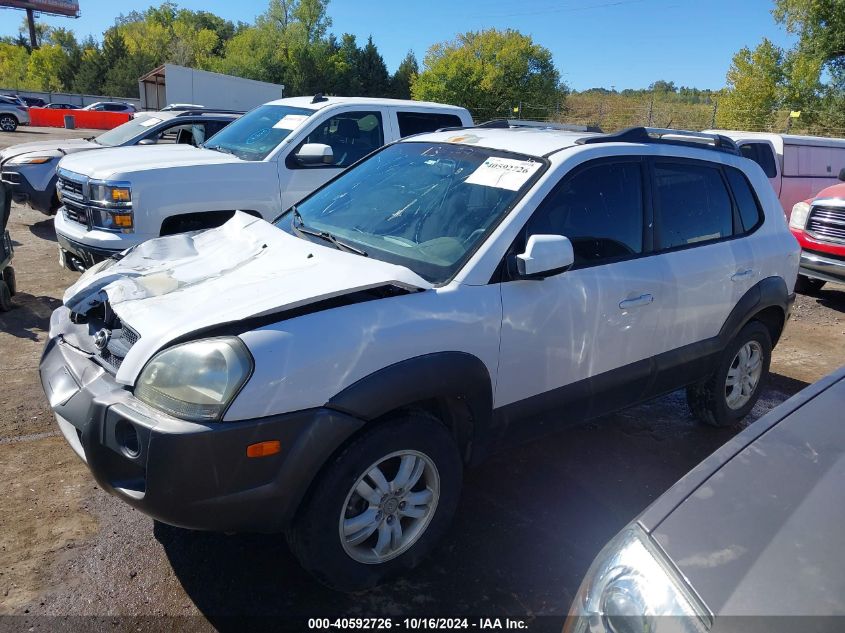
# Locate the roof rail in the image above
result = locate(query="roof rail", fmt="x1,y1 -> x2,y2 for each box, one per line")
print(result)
435,119 -> 603,134
174,108 -> 244,116
576,126 -> 739,155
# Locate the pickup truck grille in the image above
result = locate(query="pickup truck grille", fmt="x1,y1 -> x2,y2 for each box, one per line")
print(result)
58,176 -> 85,200
63,200 -> 89,226
807,205 -> 845,245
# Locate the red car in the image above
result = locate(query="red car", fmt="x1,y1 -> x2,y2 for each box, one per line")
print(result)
789,173 -> 845,293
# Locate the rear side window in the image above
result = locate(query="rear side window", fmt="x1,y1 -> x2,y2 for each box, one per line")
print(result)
725,167 -> 764,232
739,143 -> 777,178
654,162 -> 733,249
397,112 -> 464,137
527,161 -> 644,265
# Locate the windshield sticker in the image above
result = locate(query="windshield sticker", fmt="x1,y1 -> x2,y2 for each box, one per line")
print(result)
273,114 -> 309,130
465,157 -> 541,190
447,133 -> 480,144
138,117 -> 162,127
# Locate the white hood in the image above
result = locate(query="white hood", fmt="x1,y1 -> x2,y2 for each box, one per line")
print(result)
1,138 -> 98,162
57,144 -> 241,180
63,213 -> 431,384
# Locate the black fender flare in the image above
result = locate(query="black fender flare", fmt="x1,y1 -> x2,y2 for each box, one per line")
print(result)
326,352 -> 494,462
718,276 -> 791,346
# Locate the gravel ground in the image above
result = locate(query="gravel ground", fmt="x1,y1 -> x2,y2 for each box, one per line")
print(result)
0,127 -> 843,631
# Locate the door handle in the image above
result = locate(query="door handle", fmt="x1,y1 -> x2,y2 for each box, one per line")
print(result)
731,269 -> 753,282
619,294 -> 654,309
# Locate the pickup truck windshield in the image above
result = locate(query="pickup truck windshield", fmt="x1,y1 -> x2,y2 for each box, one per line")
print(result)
94,114 -> 163,147
276,142 -> 544,284
202,104 -> 314,161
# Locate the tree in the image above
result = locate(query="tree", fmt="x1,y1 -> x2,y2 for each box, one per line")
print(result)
356,36 -> 390,97
72,43 -> 104,95
715,39 -> 784,131
412,29 -> 565,119
391,51 -> 418,99
0,43 -> 32,89
28,44 -> 69,90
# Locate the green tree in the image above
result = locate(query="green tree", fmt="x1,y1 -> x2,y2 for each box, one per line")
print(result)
27,44 -> 69,91
72,43 -> 104,95
0,42 -> 32,89
412,29 -> 565,119
390,50 -> 418,99
356,36 -> 390,96
715,39 -> 784,131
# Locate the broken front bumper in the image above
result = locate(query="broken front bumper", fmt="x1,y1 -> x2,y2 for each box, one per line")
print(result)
39,307 -> 365,533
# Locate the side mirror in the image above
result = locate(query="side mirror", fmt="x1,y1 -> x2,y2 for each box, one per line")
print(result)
137,138 -> 156,145
294,143 -> 334,166
838,167 -> 845,182
515,234 -> 575,279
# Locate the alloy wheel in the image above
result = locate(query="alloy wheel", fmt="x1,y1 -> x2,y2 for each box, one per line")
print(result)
725,340 -> 763,410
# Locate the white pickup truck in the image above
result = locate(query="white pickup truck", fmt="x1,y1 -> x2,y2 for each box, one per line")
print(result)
53,96 -> 472,270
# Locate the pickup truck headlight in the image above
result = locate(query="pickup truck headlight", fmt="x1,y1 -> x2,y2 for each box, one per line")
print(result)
789,202 -> 811,230
6,154 -> 55,165
90,183 -> 131,204
90,208 -> 134,231
565,525 -> 712,633
135,338 -> 253,422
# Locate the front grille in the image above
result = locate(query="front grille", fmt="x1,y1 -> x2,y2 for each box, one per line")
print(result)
64,201 -> 88,226
58,176 -> 84,200
807,205 -> 845,245
99,323 -> 141,371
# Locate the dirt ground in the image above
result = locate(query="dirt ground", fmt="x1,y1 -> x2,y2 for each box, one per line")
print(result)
0,127 -> 844,631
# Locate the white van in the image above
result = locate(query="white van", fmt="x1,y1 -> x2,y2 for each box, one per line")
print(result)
705,130 -> 845,215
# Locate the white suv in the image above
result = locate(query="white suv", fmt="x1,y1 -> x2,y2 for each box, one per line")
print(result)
40,126 -> 799,591
52,96 -> 472,270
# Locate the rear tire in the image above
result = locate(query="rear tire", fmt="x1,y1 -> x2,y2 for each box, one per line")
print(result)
0,280 -> 12,311
2,266 -> 16,296
687,321 -> 771,427
794,275 -> 825,295
287,410 -> 462,592
0,115 -> 17,133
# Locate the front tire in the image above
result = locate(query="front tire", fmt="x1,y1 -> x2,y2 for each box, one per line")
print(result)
0,280 -> 12,311
687,321 -> 772,427
287,410 -> 462,592
2,266 -> 16,296
0,115 -> 18,132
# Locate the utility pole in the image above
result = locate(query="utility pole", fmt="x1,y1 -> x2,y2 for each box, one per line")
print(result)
26,7 -> 38,49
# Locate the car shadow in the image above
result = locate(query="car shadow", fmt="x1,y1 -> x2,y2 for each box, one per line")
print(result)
155,382 -> 799,629
28,218 -> 57,243
0,292 -> 59,340
813,286 -> 845,313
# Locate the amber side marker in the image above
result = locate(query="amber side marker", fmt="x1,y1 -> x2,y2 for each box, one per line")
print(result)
246,440 -> 281,458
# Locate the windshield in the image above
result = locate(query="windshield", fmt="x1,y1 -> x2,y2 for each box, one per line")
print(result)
94,114 -> 163,147
202,104 -> 314,161
275,142 -> 544,284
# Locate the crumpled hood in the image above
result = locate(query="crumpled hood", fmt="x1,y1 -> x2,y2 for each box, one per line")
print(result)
1,138 -> 98,162
62,212 -> 431,384
57,144 -> 241,180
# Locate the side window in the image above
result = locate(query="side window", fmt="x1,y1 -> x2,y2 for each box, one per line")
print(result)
152,123 -> 197,145
739,143 -> 777,178
397,112 -> 464,137
654,162 -> 734,249
725,167 -> 764,233
296,111 -> 384,168
203,120 -> 229,140
526,161 -> 644,265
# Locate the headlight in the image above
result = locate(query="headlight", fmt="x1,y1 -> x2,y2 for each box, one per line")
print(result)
789,202 -> 811,230
135,338 -> 253,422
565,525 -> 712,633
90,182 -> 131,204
90,208 -> 134,231
6,154 -> 55,165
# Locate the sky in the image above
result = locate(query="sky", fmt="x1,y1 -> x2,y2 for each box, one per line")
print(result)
0,0 -> 798,91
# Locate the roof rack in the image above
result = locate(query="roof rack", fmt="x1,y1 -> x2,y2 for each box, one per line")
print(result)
576,127 -> 739,155
174,108 -> 244,116
436,119 -> 603,134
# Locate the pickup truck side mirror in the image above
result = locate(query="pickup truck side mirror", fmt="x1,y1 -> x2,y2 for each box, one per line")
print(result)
514,234 -> 575,279
294,143 -> 334,166
839,167 -> 845,182
137,138 -> 156,145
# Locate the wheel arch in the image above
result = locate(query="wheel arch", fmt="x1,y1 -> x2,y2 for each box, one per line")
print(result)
719,276 -> 790,348
326,352 -> 495,465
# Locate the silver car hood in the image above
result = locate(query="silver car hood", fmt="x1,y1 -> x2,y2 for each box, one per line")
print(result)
648,372 -> 845,616
1,138 -> 99,162
61,212 -> 431,385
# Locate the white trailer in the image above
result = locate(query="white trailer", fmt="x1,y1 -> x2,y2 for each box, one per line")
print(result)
139,64 -> 284,113
706,130 -> 845,215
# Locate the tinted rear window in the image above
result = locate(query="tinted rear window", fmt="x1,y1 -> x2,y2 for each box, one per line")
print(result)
654,162 -> 734,249
740,142 -> 777,178
725,167 -> 763,232
397,112 -> 464,137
